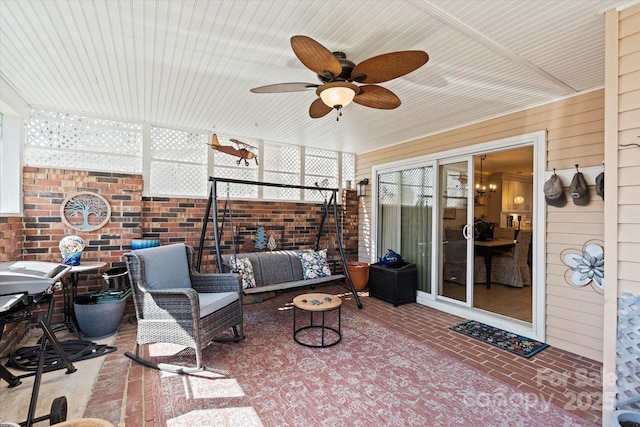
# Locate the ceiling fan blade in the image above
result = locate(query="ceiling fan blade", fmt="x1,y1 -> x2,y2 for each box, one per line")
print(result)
291,35 -> 342,78
309,98 -> 333,118
353,85 -> 401,109
250,82 -> 318,93
352,50 -> 429,84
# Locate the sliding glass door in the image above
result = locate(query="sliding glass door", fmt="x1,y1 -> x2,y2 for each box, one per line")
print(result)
377,166 -> 434,293
373,132 -> 543,339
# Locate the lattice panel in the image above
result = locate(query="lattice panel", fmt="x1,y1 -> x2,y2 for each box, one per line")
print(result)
26,110 -> 142,155
24,148 -> 141,173
304,148 -> 337,201
22,110 -> 353,201
151,127 -> 207,163
342,152 -> 355,188
150,161 -> 208,197
263,172 -> 301,200
264,142 -> 300,173
402,167 -> 434,206
304,176 -> 337,202
445,170 -> 466,208
213,150 -> 239,167
25,109 -> 143,172
616,293 -> 640,410
262,142 -> 300,200
305,150 -> 338,176
213,167 -> 258,199
378,172 -> 399,205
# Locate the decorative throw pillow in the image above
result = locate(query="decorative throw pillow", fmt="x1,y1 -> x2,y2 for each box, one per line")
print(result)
298,249 -> 332,280
230,256 -> 256,289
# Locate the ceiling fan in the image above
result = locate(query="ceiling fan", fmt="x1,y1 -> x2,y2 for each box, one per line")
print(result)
250,35 -> 429,120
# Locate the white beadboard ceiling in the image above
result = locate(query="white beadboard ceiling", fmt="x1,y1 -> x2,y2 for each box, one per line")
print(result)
0,0 -> 629,154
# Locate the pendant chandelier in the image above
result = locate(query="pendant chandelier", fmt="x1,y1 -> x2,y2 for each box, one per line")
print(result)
476,155 -> 497,198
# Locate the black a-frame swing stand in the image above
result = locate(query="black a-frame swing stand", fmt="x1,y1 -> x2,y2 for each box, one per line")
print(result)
197,177 -> 362,309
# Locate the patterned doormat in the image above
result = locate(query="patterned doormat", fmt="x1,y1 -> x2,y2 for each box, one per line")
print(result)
451,320 -> 549,358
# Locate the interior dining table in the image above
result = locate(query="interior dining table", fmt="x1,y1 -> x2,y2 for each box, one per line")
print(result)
474,239 -> 517,289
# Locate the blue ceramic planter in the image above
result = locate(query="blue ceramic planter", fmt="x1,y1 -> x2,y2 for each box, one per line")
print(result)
62,251 -> 82,266
131,239 -> 161,250
59,235 -> 85,266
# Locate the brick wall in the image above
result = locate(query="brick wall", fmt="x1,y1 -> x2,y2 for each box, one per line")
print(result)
0,216 -> 27,357
0,216 -> 23,261
142,190 -> 359,273
1,167 -> 359,354
18,167 -> 144,325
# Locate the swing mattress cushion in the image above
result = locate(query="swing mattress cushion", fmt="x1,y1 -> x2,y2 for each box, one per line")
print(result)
220,250 -> 344,294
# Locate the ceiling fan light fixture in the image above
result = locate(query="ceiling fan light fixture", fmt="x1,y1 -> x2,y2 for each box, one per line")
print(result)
317,82 -> 358,109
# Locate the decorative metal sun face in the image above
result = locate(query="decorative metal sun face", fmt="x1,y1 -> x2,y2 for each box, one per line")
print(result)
561,241 -> 604,293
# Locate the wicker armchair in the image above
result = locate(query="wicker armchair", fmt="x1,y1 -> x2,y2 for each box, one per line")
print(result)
124,243 -> 244,372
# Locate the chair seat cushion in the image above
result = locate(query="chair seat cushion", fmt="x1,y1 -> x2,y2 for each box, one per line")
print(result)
199,292 -> 239,318
135,243 -> 191,290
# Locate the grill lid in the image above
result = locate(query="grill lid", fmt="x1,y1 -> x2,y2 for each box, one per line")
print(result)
0,261 -> 71,295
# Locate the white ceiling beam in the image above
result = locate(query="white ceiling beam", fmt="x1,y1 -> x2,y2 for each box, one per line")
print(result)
409,0 -> 578,94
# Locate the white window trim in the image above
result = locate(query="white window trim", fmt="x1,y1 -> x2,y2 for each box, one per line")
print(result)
1,76 -> 29,215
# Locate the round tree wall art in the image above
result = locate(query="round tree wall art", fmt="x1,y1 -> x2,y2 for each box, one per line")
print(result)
60,191 -> 111,232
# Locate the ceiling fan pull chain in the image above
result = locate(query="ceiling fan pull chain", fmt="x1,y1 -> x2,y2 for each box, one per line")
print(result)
336,106 -> 343,121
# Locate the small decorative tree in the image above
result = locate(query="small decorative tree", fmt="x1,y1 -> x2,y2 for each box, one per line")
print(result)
255,226 -> 267,250
267,234 -> 277,251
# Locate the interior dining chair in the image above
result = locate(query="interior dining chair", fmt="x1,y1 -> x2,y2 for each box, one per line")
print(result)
123,243 -> 244,373
487,230 -> 532,287
488,227 -> 518,258
493,227 -> 516,240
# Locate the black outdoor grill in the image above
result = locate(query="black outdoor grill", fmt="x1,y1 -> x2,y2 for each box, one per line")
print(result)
0,261 -> 74,426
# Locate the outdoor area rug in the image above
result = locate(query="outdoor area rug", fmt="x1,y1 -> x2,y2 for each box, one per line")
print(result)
146,292 -> 592,426
451,320 -> 549,358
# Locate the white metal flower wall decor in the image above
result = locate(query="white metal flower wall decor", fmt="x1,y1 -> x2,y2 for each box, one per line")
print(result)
560,240 -> 604,293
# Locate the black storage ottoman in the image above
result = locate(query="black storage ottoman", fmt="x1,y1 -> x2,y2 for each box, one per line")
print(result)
368,263 -> 417,306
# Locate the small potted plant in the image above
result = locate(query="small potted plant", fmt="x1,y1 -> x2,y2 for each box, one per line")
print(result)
474,215 -> 495,241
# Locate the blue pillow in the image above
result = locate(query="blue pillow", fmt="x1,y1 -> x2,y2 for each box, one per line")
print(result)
135,244 -> 191,290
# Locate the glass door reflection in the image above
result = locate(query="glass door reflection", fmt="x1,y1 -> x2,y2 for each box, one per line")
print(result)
439,160 -> 472,303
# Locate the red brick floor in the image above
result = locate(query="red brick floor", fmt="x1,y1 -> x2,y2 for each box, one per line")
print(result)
82,287 -> 603,425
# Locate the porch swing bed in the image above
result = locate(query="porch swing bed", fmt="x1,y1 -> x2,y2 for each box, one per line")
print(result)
198,177 -> 362,308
